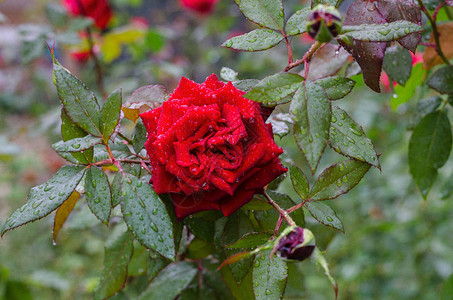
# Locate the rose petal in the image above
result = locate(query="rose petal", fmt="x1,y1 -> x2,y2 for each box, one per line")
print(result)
220,189 -> 256,217
202,73 -> 225,90
152,164 -> 181,194
171,192 -> 222,219
243,158 -> 287,190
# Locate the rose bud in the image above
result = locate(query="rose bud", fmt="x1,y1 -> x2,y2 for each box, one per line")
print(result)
306,4 -> 342,43
140,74 -> 287,219
276,227 -> 315,261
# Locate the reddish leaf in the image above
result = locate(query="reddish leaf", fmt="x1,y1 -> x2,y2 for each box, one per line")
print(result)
53,191 -> 80,244
339,0 -> 386,92
378,0 -> 421,52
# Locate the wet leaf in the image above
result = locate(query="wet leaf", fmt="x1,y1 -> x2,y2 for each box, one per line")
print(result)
304,202 -> 344,232
308,45 -> 350,81
220,67 -> 239,82
383,45 -> 412,86
52,136 -> 102,153
101,89 -> 122,142
139,262 -> 197,300
234,0 -> 284,30
310,158 -> 371,200
53,63 -> 102,136
311,247 -> 338,299
147,254 -> 171,281
329,106 -> 380,168
225,232 -> 272,249
222,29 -> 283,52
340,21 -> 421,42
121,175 -> 175,260
111,172 -> 123,207
427,66 -> 453,94
1,165 -> 85,236
219,251 -> 253,269
315,76 -> 356,100
291,81 -> 331,173
290,165 -> 310,199
423,22 -> 453,70
186,238 -> 216,259
94,230 -> 133,300
132,121 -> 147,154
122,85 -> 169,122
253,249 -> 288,300
409,111 -> 452,198
221,264 -> 255,300
53,191 -> 80,244
185,215 -> 216,242
86,166 -> 112,225
61,108 -> 94,164
128,243 -> 148,276
286,8 -> 310,36
245,73 -> 303,106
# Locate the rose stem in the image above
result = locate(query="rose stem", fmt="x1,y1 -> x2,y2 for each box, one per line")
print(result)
75,0 -> 108,99
417,0 -> 451,65
284,41 -> 323,72
263,190 -> 296,227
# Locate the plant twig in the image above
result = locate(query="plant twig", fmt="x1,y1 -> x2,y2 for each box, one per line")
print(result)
284,41 -> 323,73
263,190 -> 296,226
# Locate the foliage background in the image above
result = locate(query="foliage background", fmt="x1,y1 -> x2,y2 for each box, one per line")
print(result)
0,0 -> 452,299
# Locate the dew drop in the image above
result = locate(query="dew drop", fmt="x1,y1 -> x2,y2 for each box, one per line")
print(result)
265,289 -> 272,295
32,200 -> 43,209
150,223 -> 159,232
44,185 -> 53,192
326,216 -> 333,222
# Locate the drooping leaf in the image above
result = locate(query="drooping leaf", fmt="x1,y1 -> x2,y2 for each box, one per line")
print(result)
427,66 -> 453,94
289,165 -> 310,199
94,230 -> 134,300
391,63 -> 426,110
52,136 -> 102,153
225,232 -> 273,249
245,73 -> 303,106
383,45 -> 413,86
53,191 -> 80,244
338,0 -> 387,92
423,22 -> 453,70
315,76 -> 356,100
253,249 -> 288,300
61,108 -> 94,164
1,165 -> 85,236
122,85 -> 169,122
234,0 -> 284,30
222,29 -> 283,52
378,0 -> 421,52
291,81 -> 331,173
139,262 -> 197,300
121,175 -> 175,260
220,67 -> 239,82
308,45 -> 350,81
311,247 -> 338,299
329,106 -> 380,168
340,21 -> 421,42
310,158 -> 371,200
101,89 -> 122,142
85,166 -> 112,225
409,111 -> 452,198
304,202 -> 344,232
286,8 -> 310,36
53,63 -> 102,136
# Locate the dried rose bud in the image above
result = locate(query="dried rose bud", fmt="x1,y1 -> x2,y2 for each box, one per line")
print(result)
276,227 -> 315,261
306,5 -> 342,43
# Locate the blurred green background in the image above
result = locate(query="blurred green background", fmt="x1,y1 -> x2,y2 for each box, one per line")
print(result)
0,0 -> 452,299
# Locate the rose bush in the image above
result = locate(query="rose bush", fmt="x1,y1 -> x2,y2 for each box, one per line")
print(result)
62,0 -> 112,30
140,74 -> 287,219
180,0 -> 219,14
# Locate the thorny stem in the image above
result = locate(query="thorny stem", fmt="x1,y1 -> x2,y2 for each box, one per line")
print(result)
417,0 -> 451,65
75,0 -> 107,98
263,190 -> 296,227
284,41 -> 323,73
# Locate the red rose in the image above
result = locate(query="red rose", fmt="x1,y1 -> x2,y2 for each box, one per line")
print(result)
180,0 -> 219,14
140,74 -> 287,219
62,0 -> 112,30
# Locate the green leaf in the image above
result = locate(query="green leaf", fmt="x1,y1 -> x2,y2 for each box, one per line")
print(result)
139,262 -> 197,300
53,63 -> 102,136
234,0 -> 284,30
383,45 -> 412,86
111,173 -> 123,207
286,8 -> 310,36
310,158 -> 371,200
225,232 -> 273,249
315,76 -> 356,100
427,65 -> 453,94
290,165 -> 310,199
85,166 -> 112,225
220,67 -> 239,82
253,249 -> 288,300
132,121 -> 147,154
45,3 -> 68,27
222,29 -> 283,52
52,136 -> 102,153
340,21 -> 422,42
304,202 -> 344,232
185,238 -> 216,259
409,111 -> 452,198
245,73 -> 303,106
61,109 -> 94,164
221,265 -> 255,300
311,247 -> 338,299
121,175 -> 175,260
1,165 -> 85,236
440,273 -> 453,300
147,254 -> 171,281
185,215 -> 216,243
94,231 -> 133,300
391,63 -> 426,110
101,89 -> 122,142
233,79 -> 259,92
127,243 -> 148,276
291,81 -> 331,173
122,85 -> 169,122
329,106 -> 380,168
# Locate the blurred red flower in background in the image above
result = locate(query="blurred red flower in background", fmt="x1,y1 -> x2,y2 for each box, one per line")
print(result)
62,0 -> 112,30
180,0 -> 219,14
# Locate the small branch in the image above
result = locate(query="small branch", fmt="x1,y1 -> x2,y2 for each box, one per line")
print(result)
433,1 -> 445,21
263,191 -> 296,226
284,41 -> 323,72
286,200 -> 308,214
198,260 -> 204,299
417,0 -> 451,65
284,36 -> 294,65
